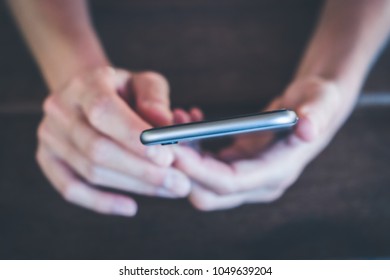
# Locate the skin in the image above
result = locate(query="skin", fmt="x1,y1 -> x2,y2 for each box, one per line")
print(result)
8,0 -> 390,214
7,0 -> 202,216
174,0 -> 390,211
37,67 -> 200,216
174,78 -> 343,210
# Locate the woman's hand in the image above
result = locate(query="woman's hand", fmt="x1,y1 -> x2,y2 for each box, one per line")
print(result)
36,66 -> 193,216
174,77 -> 355,211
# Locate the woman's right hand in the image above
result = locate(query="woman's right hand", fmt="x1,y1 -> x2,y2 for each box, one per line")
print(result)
36,66 -> 192,216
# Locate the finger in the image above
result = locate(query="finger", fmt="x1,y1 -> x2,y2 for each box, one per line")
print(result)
173,108 -> 191,124
189,183 -> 244,211
189,182 -> 283,211
295,81 -> 340,142
230,135 -> 305,190
132,71 -> 173,127
173,146 -> 238,194
189,107 -> 204,122
36,145 -> 137,216
114,68 -> 133,102
41,118 -> 191,197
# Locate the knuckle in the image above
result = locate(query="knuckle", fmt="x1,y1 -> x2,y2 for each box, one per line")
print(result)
42,96 -> 55,114
86,138 -> 109,164
91,67 -> 116,89
305,79 -> 324,94
68,117 -> 79,141
37,122 -> 48,141
87,95 -> 112,127
84,163 -> 102,185
140,71 -> 169,89
190,195 -> 216,212
94,66 -> 115,78
141,166 -> 163,185
214,180 -> 236,195
61,182 -> 78,203
68,75 -> 85,91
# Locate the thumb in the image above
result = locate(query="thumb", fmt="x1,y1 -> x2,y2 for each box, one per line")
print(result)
132,71 -> 173,127
218,98 -> 282,161
295,82 -> 340,142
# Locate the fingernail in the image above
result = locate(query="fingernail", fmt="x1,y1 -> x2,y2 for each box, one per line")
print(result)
146,146 -> 174,167
156,187 -> 178,198
164,170 -> 191,196
112,201 -> 137,217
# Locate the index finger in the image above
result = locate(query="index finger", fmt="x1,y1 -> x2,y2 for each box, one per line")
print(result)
58,67 -> 174,166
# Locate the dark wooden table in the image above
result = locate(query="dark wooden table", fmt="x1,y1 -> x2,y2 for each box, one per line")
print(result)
1,0 -> 390,259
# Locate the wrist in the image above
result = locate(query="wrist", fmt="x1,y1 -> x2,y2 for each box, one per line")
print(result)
44,44 -> 111,92
294,54 -> 366,102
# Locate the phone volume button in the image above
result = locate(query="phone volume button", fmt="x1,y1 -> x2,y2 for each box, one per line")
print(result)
161,141 -> 179,145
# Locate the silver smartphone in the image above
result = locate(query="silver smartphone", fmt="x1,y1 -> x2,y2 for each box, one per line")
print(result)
140,109 -> 298,145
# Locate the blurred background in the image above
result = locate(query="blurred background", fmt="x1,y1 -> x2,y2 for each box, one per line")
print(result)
1,0 -> 390,259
